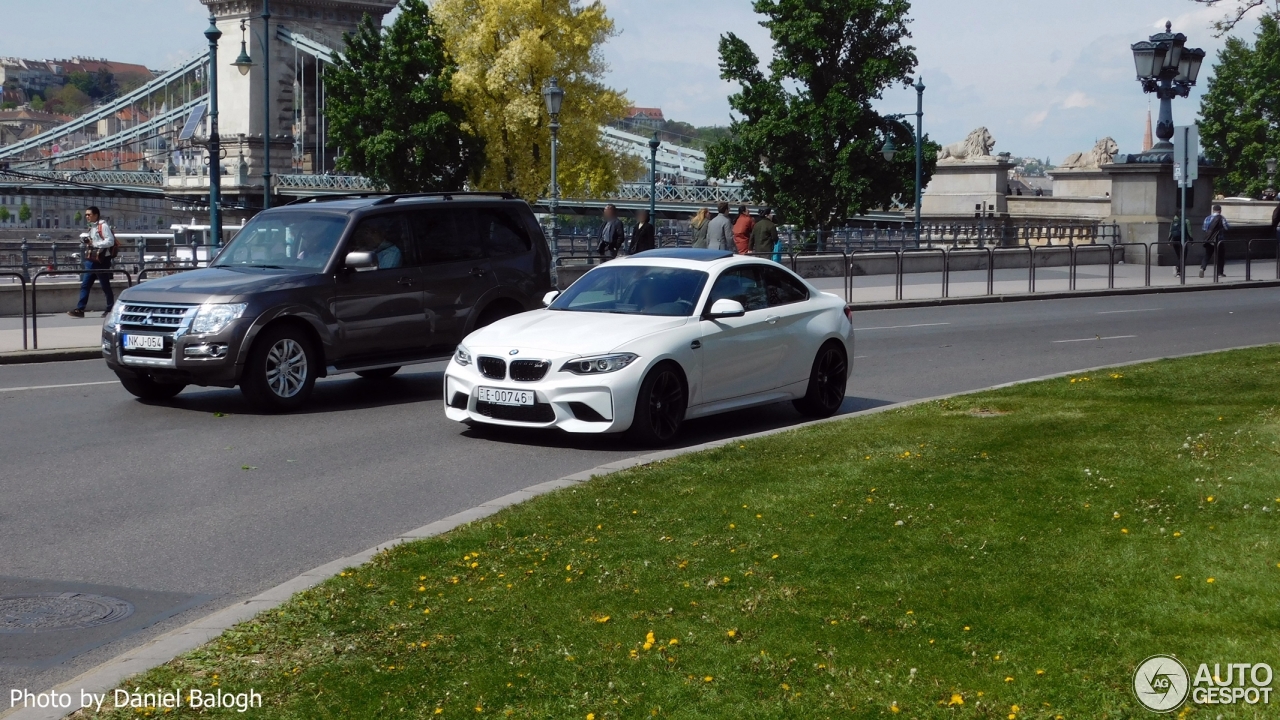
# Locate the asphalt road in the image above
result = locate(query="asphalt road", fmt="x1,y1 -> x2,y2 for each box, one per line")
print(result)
3,285 -> 1280,696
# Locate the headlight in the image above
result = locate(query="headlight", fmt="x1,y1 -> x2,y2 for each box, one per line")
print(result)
560,353 -> 638,375
103,302 -> 123,330
191,302 -> 248,334
454,345 -> 472,366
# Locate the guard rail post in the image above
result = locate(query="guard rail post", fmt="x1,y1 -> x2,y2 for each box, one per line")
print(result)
50,241 -> 59,270
20,239 -> 30,281
1068,243 -> 1076,292
31,267 -> 133,350
942,248 -> 950,298
0,272 -> 28,350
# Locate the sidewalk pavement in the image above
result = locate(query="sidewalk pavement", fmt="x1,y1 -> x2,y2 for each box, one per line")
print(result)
0,313 -> 102,355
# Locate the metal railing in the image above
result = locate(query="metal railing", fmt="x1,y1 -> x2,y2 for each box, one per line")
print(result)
276,174 -> 383,191
29,268 -> 133,350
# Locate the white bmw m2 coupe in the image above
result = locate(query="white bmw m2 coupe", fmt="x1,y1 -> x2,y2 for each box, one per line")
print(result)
443,248 -> 854,445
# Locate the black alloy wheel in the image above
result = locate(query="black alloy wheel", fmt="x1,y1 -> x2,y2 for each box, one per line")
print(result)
794,342 -> 847,418
628,363 -> 687,446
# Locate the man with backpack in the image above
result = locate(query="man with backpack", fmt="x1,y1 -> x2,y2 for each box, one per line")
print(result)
1200,204 -> 1229,279
68,206 -> 116,318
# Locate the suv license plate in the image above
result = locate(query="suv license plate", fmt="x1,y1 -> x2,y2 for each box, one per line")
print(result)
476,387 -> 534,406
123,334 -> 165,351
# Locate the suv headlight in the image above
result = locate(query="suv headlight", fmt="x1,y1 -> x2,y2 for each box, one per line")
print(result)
191,303 -> 248,334
103,302 -> 123,330
561,353 -> 638,375
454,345 -> 473,366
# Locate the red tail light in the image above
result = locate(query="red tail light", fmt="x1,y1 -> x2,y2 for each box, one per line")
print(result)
843,305 -> 854,323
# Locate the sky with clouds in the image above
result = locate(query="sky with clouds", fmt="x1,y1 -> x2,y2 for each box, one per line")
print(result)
1,0 -> 1267,162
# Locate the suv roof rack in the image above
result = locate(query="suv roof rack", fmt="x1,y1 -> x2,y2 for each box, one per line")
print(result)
285,193 -> 383,205
371,191 -> 517,205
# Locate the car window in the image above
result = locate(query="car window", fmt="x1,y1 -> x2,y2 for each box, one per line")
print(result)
210,213 -> 346,270
348,214 -> 410,270
706,266 -> 767,312
409,209 -> 484,263
550,265 -> 708,317
477,209 -> 532,257
762,266 -> 810,306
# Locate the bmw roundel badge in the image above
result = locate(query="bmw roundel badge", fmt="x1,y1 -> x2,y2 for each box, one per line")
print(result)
509,349 -> 519,356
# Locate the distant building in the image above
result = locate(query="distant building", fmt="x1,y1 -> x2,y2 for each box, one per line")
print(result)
0,56 -> 154,96
623,107 -> 665,132
0,106 -> 74,136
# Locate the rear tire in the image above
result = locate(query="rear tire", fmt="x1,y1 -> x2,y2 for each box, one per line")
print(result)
627,362 -> 687,446
356,366 -> 400,380
793,341 -> 847,418
240,324 -> 317,412
117,372 -> 186,401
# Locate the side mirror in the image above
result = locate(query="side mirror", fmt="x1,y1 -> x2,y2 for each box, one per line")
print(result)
345,251 -> 378,272
542,290 -> 560,307
706,298 -> 745,319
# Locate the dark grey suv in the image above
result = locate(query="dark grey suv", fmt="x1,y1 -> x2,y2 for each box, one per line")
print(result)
102,193 -> 553,410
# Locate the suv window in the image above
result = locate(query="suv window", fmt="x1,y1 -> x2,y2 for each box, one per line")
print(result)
477,208 -> 532,257
409,209 -> 484,263
349,213 -> 411,269
706,266 -> 767,312
762,266 -> 809,306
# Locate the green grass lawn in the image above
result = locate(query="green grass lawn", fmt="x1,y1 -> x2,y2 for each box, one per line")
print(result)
91,347 -> 1280,719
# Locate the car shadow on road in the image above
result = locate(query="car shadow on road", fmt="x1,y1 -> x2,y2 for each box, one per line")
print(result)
155,371 -> 446,415
458,394 -> 896,452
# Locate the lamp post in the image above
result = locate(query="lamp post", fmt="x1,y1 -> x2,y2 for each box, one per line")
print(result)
204,14 -> 223,249
648,133 -> 660,221
542,77 -> 564,286
1131,22 -> 1205,151
879,77 -> 926,245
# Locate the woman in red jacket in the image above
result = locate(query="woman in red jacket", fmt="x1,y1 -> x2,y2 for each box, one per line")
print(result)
732,205 -> 754,254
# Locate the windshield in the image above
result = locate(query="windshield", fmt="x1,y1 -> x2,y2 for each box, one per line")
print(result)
211,213 -> 348,270
551,265 -> 708,316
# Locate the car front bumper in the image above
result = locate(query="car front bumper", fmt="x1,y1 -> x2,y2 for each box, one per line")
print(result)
442,355 -> 644,434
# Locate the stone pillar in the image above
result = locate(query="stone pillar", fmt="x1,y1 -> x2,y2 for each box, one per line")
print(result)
201,0 -> 397,201
1102,153 -> 1220,264
920,158 -> 1016,218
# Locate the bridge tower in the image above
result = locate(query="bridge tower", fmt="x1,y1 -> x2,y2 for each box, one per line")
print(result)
202,0 -> 396,203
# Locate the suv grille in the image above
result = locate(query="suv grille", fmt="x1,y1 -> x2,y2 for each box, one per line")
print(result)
478,356 -> 506,380
119,303 -> 194,330
509,359 -> 550,382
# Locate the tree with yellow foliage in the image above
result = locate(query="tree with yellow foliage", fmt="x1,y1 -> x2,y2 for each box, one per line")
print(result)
432,0 -> 641,200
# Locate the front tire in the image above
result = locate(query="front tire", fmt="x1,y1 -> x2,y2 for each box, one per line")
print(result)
240,325 -> 317,412
356,366 -> 400,380
116,372 -> 186,402
627,362 -> 687,446
793,341 -> 847,418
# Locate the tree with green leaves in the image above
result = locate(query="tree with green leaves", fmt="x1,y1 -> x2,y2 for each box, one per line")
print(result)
326,0 -> 482,193
706,0 -> 936,235
18,202 -> 31,224
0,207 -> 10,223
1198,14 -> 1280,197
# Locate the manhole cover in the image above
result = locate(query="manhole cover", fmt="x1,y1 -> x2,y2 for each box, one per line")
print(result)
0,593 -> 134,633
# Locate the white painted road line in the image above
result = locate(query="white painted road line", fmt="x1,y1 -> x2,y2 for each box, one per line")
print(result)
1096,308 -> 1160,315
1052,335 -> 1138,344
0,380 -> 118,393
855,322 -> 951,331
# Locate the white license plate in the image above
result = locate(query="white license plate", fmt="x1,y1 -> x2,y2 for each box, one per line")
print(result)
123,334 -> 165,351
475,387 -> 535,406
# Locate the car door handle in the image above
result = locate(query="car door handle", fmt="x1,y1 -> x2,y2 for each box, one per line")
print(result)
397,276 -> 417,287
690,340 -> 701,350
766,315 -> 780,324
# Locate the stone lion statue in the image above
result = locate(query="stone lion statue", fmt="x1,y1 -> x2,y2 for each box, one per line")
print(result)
1060,137 -> 1119,170
938,127 -> 996,162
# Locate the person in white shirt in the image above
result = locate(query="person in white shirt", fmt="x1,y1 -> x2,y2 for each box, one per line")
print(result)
69,206 -> 116,318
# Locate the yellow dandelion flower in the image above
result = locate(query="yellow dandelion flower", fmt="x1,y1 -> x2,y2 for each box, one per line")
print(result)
669,638 -> 679,645
727,629 -> 737,638
587,714 -> 595,720
771,554 -> 779,559
890,702 -> 900,713
596,615 -> 611,623
948,693 -> 964,706
1173,531 -> 1182,537
781,683 -> 790,690
1207,577 -> 1215,583
723,576 -> 730,583
1036,669 -> 1045,676
1121,528 -> 1129,534
1206,496 -> 1215,502
419,575 -> 426,581
1012,705 -> 1020,712
434,709 -> 443,715
964,626 -> 971,631
1113,511 -> 1121,519
1005,676 -> 1014,683
704,676 -> 714,683
1175,575 -> 1182,580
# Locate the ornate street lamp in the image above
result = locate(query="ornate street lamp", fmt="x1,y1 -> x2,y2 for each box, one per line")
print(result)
204,14 -> 223,248
1131,22 -> 1205,151
542,77 -> 564,284
880,78 -> 926,244
880,136 -> 897,162
232,20 -> 254,76
648,133 -> 661,221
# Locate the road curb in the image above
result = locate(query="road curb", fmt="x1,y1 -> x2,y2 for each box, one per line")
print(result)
0,347 -> 100,365
9,343 -> 1280,720
850,278 -> 1280,311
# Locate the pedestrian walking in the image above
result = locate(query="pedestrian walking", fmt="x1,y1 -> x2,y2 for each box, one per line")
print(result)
707,202 -> 734,252
597,204 -> 625,260
690,208 -> 710,249
1270,201 -> 1279,243
1168,211 -> 1191,278
750,207 -> 778,256
1200,204 -> 1229,278
732,204 -> 754,255
68,206 -> 116,318
630,209 -> 656,254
